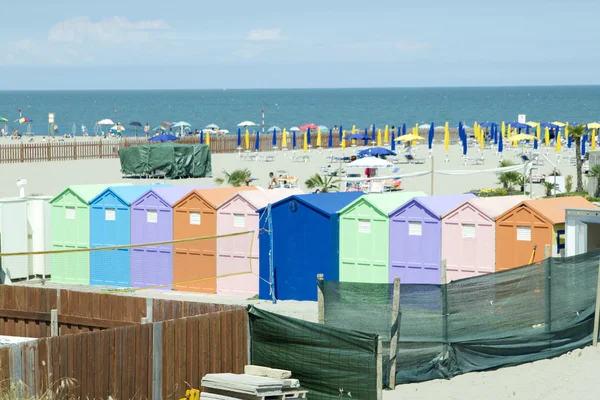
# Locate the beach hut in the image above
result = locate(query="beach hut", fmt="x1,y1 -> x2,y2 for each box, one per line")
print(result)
216,188 -> 303,297
389,194 -> 476,284
338,192 -> 426,284
172,186 -> 257,293
89,184 -> 168,287
27,196 -> 52,278
130,185 -> 213,289
441,195 -> 528,282
0,198 -> 29,282
258,192 -> 363,301
565,208 -> 600,256
50,183 -> 131,285
496,197 -> 598,271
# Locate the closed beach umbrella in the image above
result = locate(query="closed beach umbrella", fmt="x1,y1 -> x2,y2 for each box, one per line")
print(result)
328,129 -> 333,148
363,128 -> 369,146
462,134 -> 467,156
568,135 -> 572,148
255,131 -> 260,151
444,122 -> 449,153
293,130 -> 297,149
339,125 -> 343,143
533,136 -> 538,150
501,122 -> 506,138
428,123 -> 434,150
498,132 -> 503,153
351,125 -> 356,135
206,130 -> 211,146
545,127 -> 550,146
402,123 -> 406,135
565,123 -> 569,140
245,129 -> 250,150
272,128 -> 277,147
303,131 -> 308,152
390,129 -> 396,151
307,127 -> 312,146
282,128 -> 288,148
316,128 -> 322,147
556,132 -> 561,152
341,130 -> 346,150
377,129 -> 382,146
384,125 -> 389,144
582,134 -> 588,156
237,128 -> 241,147
200,131 -> 203,143
592,129 -> 597,151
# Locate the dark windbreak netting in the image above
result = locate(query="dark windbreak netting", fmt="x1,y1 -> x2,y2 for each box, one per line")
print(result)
323,250 -> 600,387
249,306 -> 380,400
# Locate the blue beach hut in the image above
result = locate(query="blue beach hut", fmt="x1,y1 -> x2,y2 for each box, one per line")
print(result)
257,192 -> 363,301
89,184 -> 170,287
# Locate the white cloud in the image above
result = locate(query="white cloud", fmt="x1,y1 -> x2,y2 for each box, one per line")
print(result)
246,28 -> 282,41
48,16 -> 170,44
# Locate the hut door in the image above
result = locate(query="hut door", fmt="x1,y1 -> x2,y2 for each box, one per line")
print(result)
556,229 -> 565,256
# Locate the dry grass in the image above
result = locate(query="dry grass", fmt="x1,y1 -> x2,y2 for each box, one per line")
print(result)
0,378 -> 119,400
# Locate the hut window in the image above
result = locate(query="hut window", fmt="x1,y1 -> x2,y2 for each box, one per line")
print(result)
462,224 -> 476,238
105,208 -> 116,221
234,214 -> 245,227
358,219 -> 371,233
190,212 -> 201,225
517,226 -> 531,241
147,210 -> 158,223
65,207 -> 76,220
409,221 -> 422,236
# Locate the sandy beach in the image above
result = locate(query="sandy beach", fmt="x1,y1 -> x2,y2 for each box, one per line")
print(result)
0,137 -> 580,199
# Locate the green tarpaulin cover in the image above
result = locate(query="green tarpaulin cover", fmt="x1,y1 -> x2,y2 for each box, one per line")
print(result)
249,306 -> 380,400
118,144 -> 212,179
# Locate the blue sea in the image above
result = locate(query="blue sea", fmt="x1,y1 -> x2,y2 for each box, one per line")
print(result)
1,86 -> 599,135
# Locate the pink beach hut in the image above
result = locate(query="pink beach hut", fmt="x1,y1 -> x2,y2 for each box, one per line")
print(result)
216,188 -> 303,297
389,194 -> 476,284
441,195 -> 528,282
130,185 -> 212,288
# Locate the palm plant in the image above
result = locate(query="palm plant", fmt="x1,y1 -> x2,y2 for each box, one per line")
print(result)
589,164 -> 600,197
497,160 -> 522,192
541,181 -> 558,197
569,125 -> 587,192
305,173 -> 340,193
214,168 -> 252,187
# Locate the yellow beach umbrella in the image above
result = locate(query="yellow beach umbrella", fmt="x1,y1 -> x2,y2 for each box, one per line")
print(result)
592,129 -> 597,151
536,124 -> 541,141
501,122 -> 506,138
245,129 -> 250,150
444,122 -> 449,153
473,122 -> 478,140
384,125 -> 389,144
551,121 -> 566,127
377,129 -> 382,146
351,125 -> 356,135
544,127 -> 550,146
526,121 -> 539,128
564,122 -> 569,140
395,134 -> 425,142
206,130 -> 210,145
303,131 -> 308,152
316,128 -> 322,147
282,128 -> 287,148
556,132 -> 561,152
511,133 -> 537,142
588,122 -> 600,129
479,127 -> 484,150
341,130 -> 346,149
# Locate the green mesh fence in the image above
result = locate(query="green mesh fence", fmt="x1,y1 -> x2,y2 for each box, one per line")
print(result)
249,306 -> 380,400
323,250 -> 600,386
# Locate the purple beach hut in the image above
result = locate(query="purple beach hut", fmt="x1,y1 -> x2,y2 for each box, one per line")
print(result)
130,185 -> 212,288
388,193 -> 476,284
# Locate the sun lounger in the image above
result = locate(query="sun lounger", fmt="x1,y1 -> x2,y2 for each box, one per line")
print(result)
404,154 -> 425,164
256,154 -> 275,162
292,154 -> 310,163
464,156 -> 485,165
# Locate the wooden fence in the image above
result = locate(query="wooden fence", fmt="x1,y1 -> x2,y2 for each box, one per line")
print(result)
0,132 -> 346,163
0,285 -> 248,399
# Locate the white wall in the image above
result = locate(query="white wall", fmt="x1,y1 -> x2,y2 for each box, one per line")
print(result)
0,198 -> 29,281
27,196 -> 52,277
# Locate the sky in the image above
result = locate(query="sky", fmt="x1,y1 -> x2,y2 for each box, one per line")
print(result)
1,0 -> 599,90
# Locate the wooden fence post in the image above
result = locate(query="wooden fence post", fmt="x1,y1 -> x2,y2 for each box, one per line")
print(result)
99,138 -> 103,159
376,336 -> 382,400
144,298 -> 153,323
20,142 -> 24,163
51,309 -> 58,337
388,277 -> 400,389
593,259 -> 600,346
152,322 -> 163,399
317,274 -> 324,324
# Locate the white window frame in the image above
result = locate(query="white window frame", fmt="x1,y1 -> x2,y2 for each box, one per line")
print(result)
358,219 -> 371,233
408,221 -> 422,236
105,208 -> 116,221
517,226 -> 531,241
190,212 -> 201,225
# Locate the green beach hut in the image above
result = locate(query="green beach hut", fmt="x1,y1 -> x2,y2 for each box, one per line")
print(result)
50,183 -> 131,285
338,191 -> 426,283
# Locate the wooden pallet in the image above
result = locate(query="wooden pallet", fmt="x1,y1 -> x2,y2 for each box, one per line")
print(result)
202,388 -> 308,400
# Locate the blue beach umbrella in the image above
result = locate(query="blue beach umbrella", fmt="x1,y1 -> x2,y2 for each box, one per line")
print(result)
498,132 -> 503,153
328,129 -> 333,148
148,134 -> 179,142
458,121 -> 464,141
358,147 -> 396,157
428,123 -> 434,150
391,129 -> 396,151
363,128 -> 369,146
237,128 -> 241,147
462,134 -> 467,156
344,133 -> 371,140
582,134 -> 588,156
255,130 -> 260,151
339,125 -> 343,142
402,123 -> 406,135
568,135 -> 572,148
534,136 -> 538,150
272,129 -> 277,147
307,127 -> 311,146
372,124 -> 376,140
292,130 -> 297,149
200,131 -> 203,143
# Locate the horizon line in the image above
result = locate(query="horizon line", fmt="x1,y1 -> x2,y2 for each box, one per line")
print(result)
2,84 -> 600,92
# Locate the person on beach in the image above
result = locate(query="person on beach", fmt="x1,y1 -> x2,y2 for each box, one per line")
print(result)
268,172 -> 277,189
144,123 -> 150,138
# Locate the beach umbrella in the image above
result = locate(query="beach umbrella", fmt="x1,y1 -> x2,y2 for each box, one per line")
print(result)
292,130 -> 297,149
402,123 -> 406,135
551,121 -> 566,127
307,127 -> 312,146
316,128 -> 322,147
129,121 -> 142,127
376,129 -> 382,146
245,129 -> 250,150
582,134 -> 588,156
587,122 -> 600,129
568,135 -> 572,148
205,123 -> 219,130
341,130 -> 346,150
282,128 -> 288,148
272,128 -> 277,147
299,123 -> 318,131
237,128 -> 241,147
390,129 -> 396,151
534,136 -> 538,150
358,147 -> 396,157
372,124 -> 376,141
565,122 -> 570,142
384,125 -> 389,144
328,129 -> 333,148
395,134 -> 425,142
97,119 -> 114,125
592,129 -> 597,151
501,121 -> 506,138
462,134 -> 467,156
255,131 -> 260,151
206,130 -> 211,146
444,122 -> 449,153
303,131 -> 308,152
493,124 -> 498,145
289,126 -> 300,132
153,126 -> 166,132
544,127 -> 550,146
526,121 -> 539,128
15,117 -> 32,123
458,121 -> 464,140
428,123 -> 434,150
148,134 -> 178,142
348,156 -> 393,169
200,131 -> 203,143
0,117 -> 8,122
318,125 -> 328,131
498,132 -> 503,153
351,125 -> 356,135
267,126 -> 281,133
238,121 -> 257,127
363,128 -> 369,146
339,125 -> 343,143
556,132 -> 561,152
